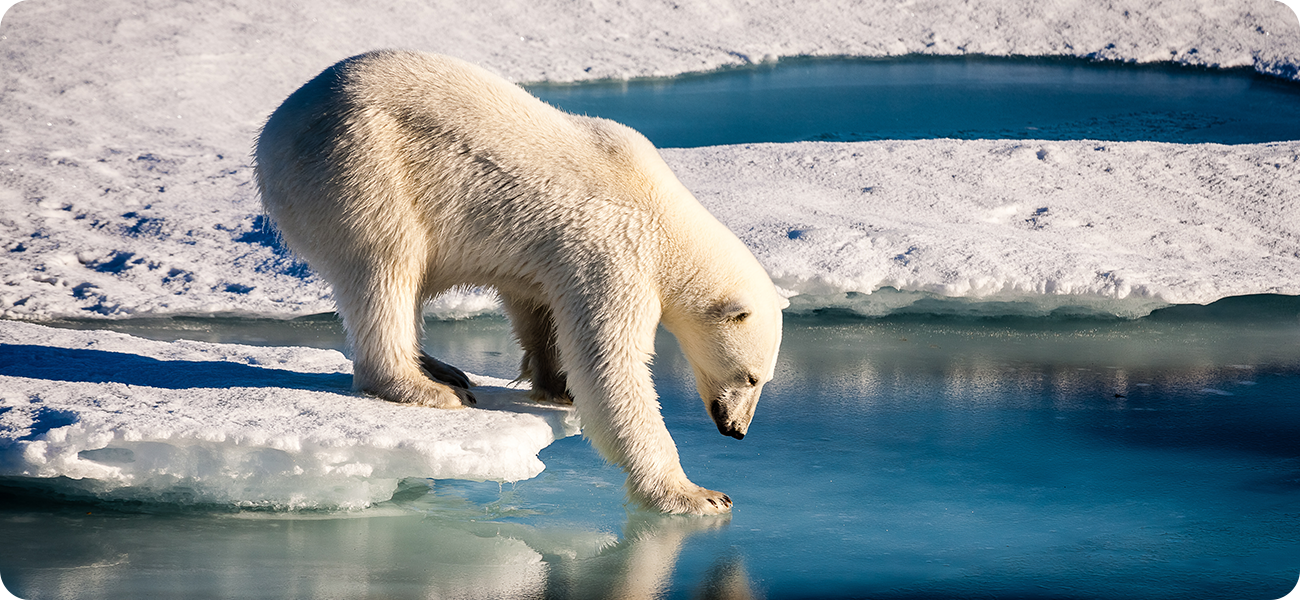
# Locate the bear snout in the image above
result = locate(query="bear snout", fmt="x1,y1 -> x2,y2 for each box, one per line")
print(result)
709,398 -> 749,440
718,424 -> 746,440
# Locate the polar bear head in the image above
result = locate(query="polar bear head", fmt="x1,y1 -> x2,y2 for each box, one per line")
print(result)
668,277 -> 787,440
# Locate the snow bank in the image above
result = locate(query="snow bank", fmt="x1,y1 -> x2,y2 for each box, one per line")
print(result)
0,320 -> 578,509
2,138 -> 1296,321
1,0 -> 1298,321
666,140 -> 1300,316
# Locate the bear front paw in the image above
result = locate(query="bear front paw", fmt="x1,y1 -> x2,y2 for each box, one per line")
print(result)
646,485 -> 734,516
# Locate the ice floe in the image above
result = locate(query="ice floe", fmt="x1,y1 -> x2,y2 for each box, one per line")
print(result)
0,320 -> 578,508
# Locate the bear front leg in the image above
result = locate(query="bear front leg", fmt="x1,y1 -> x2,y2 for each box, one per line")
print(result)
589,389 -> 733,515
554,292 -> 731,515
622,443 -> 735,515
337,269 -> 473,409
502,296 -> 572,404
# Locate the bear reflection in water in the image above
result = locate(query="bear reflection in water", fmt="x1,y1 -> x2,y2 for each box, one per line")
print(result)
550,514 -> 757,600
0,490 -> 755,600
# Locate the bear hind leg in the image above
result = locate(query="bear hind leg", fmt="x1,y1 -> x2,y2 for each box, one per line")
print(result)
338,268 -> 473,409
502,296 -> 572,404
412,282 -> 476,399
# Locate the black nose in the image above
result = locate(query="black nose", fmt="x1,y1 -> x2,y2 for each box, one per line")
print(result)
716,421 -> 745,440
710,402 -> 746,439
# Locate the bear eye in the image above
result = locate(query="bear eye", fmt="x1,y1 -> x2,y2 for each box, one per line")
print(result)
730,311 -> 751,323
746,374 -> 759,387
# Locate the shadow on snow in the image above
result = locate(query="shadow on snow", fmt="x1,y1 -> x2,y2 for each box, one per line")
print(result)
0,344 -> 351,392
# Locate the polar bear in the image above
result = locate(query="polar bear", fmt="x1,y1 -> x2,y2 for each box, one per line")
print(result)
254,50 -> 785,515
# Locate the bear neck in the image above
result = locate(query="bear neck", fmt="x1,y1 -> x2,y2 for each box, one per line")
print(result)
656,200 -> 756,333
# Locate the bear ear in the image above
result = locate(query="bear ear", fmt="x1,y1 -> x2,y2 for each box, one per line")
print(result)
710,298 -> 752,323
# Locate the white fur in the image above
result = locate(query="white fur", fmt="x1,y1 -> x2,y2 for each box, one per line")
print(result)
254,50 -> 784,515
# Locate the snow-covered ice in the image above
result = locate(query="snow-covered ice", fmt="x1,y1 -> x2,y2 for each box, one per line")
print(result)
668,140 -> 1300,316
2,138 -> 1296,321
2,0 -> 1299,321
0,320 -> 578,508
2,0 -> 1300,505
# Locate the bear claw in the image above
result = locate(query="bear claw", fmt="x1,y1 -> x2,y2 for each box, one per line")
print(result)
419,351 -> 474,389
651,485 -> 734,515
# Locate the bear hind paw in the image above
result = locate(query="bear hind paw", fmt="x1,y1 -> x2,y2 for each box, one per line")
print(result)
418,351 -> 474,389
364,377 -> 475,409
526,387 -> 573,405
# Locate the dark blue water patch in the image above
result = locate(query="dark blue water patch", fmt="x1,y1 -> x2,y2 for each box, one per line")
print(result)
1146,292 -> 1300,322
526,56 -> 1300,147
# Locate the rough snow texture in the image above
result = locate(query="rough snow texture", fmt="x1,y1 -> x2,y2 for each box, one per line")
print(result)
666,140 -> 1300,316
0,320 -> 579,508
1,0 -> 1299,320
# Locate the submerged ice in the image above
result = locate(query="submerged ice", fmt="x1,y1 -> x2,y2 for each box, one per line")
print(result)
0,321 -> 578,509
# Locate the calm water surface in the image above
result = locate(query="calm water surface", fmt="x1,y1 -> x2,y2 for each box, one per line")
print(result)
528,56 -> 1300,146
5,296 -> 1300,599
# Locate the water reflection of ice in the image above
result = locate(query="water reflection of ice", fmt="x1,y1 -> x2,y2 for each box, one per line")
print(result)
0,494 -> 754,600
749,304 -> 1300,415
